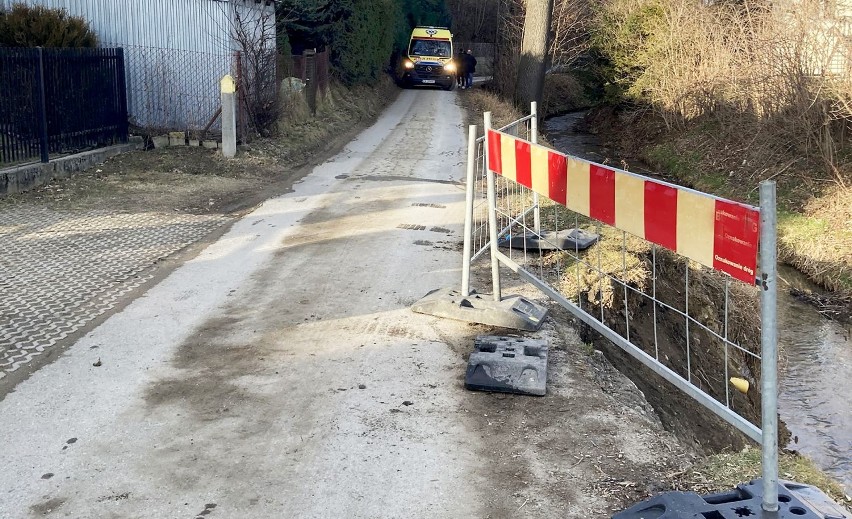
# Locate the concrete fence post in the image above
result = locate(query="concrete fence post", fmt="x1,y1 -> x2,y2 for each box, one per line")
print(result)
221,74 -> 237,159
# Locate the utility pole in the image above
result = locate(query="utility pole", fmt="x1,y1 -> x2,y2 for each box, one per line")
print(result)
515,0 -> 554,107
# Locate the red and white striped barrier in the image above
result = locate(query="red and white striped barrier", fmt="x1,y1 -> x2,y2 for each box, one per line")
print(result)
487,129 -> 760,284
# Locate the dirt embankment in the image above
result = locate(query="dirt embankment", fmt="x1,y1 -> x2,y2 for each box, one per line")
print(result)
574,248 -> 785,453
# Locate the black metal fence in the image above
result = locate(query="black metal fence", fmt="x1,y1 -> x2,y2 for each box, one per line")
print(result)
0,47 -> 128,165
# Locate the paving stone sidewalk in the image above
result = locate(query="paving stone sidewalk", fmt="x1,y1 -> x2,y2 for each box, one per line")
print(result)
0,205 -> 232,380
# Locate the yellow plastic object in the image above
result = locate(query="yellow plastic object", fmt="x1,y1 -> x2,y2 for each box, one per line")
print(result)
730,377 -> 750,394
220,74 -> 236,94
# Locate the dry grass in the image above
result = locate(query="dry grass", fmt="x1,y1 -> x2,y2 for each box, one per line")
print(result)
779,186 -> 852,294
461,88 -> 526,130
542,72 -> 592,116
276,78 -> 399,165
673,448 -> 851,508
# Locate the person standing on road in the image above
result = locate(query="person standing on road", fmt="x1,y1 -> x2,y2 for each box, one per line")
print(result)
463,49 -> 477,89
456,50 -> 467,89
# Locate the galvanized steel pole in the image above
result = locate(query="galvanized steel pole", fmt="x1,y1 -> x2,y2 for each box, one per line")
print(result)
484,112 -> 502,302
759,180 -> 779,513
461,125 -> 477,297
530,102 -> 541,234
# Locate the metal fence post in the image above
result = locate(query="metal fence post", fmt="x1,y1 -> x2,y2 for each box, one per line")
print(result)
759,180 -> 779,513
461,124 -> 477,297
530,101 -> 541,234
115,48 -> 129,143
36,47 -> 50,163
484,111 -> 502,302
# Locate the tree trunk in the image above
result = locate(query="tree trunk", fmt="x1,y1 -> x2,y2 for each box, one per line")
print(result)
514,0 -> 554,107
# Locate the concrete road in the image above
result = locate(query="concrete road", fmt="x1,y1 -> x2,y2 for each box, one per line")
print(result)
0,90 -> 686,518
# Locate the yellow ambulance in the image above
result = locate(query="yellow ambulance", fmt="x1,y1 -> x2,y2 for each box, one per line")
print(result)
397,26 -> 456,90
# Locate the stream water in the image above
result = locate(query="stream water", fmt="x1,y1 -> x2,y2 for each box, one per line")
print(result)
543,111 -> 851,492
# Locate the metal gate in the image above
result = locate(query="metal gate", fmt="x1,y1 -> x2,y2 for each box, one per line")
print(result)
461,104 -> 781,512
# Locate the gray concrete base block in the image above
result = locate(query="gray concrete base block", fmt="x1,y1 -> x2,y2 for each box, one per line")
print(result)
465,335 -> 548,396
169,132 -> 186,146
411,288 -> 548,331
152,135 -> 169,148
499,228 -> 599,252
202,141 -> 218,149
189,139 -> 200,147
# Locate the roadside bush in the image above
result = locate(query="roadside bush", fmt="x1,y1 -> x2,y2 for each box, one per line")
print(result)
0,3 -> 97,48
542,72 -> 591,116
332,0 -> 397,85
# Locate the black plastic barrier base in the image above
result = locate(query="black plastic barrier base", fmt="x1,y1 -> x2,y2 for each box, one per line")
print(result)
613,479 -> 849,519
465,335 -> 548,396
498,228 -> 599,252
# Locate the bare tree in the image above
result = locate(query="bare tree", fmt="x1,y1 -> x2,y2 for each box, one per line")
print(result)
549,0 -> 591,68
226,2 -> 279,137
515,0 -> 555,106
491,0 -> 524,96
446,0 -> 501,41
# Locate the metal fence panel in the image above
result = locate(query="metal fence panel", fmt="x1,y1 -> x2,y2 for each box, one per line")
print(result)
122,45 -> 232,132
0,47 -> 128,165
462,105 -> 779,511
469,110 -> 763,438
0,48 -> 42,164
42,48 -> 129,154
